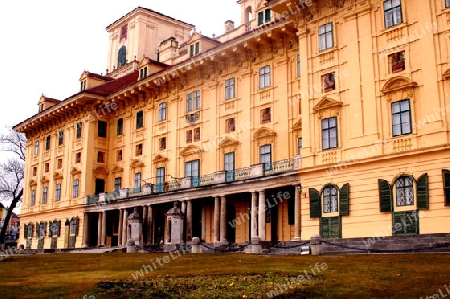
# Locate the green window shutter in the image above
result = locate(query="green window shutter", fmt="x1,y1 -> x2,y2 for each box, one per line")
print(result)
330,216 -> 341,238
309,188 -> 321,218
392,212 -> 405,235
378,179 -> 392,212
442,170 -> 450,206
320,217 -> 330,238
24,224 -> 28,238
36,222 -> 40,239
339,183 -> 350,216
405,211 -> 419,234
48,221 -> 53,237
417,173 -> 429,210
258,12 -> 264,25
57,220 -> 61,237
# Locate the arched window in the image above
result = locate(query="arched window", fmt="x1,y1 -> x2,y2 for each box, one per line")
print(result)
118,46 -> 127,67
245,6 -> 252,23
395,176 -> 414,206
323,185 -> 339,213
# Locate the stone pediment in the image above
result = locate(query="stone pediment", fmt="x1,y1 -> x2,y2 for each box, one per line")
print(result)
443,69 -> 450,80
292,118 -> 302,131
381,76 -> 417,95
53,172 -> 63,181
93,165 -> 109,174
40,176 -> 49,184
219,137 -> 239,148
130,159 -> 145,168
180,145 -> 203,156
111,165 -> 124,174
153,154 -> 168,163
138,57 -> 151,68
313,97 -> 342,113
254,127 -> 276,139
29,179 -> 37,187
70,167 -> 81,175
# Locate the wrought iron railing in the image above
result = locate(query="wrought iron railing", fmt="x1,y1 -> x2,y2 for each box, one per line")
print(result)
86,195 -> 99,204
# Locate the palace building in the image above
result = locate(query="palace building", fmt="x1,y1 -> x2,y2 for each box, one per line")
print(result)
13,0 -> 450,252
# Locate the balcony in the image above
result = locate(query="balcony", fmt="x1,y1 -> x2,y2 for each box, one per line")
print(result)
84,156 -> 301,206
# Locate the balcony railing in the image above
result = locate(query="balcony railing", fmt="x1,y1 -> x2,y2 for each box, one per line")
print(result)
84,156 -> 301,205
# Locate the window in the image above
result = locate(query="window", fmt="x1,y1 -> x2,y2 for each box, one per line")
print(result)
159,137 -> 167,150
45,136 -> 50,151
259,65 -> 271,89
57,159 -> 62,169
80,80 -> 86,91
76,122 -> 82,139
225,152 -> 235,182
136,110 -> 144,129
134,173 -> 141,192
194,128 -> 201,142
297,55 -> 301,77
319,23 -> 334,51
32,167 -> 37,177
185,160 -> 200,178
120,24 -> 128,40
323,185 -> 338,213
31,190 -> 36,206
391,52 -> 405,73
261,108 -> 271,124
186,130 -> 193,143
395,176 -> 414,206
320,217 -> 341,238
260,144 -> 272,171
443,170 -> 450,206
34,141 -> 39,155
226,118 -> 236,133
298,138 -> 303,156
189,42 -> 200,57
384,0 -> 403,28
186,91 -> 201,112
97,151 -> 105,163
114,177 -> 122,193
322,117 -> 338,150
117,150 -> 123,162
55,184 -> 61,201
75,152 -> 81,164
117,118 -> 123,136
44,163 -> 49,173
225,78 -> 235,100
156,167 -> 165,192
98,121 -> 107,138
73,179 -> 79,198
392,99 -> 412,137
393,211 -> 418,235
140,67 -> 148,79
258,9 -> 271,25
58,130 -> 64,146
323,72 -> 335,92
42,187 -> 48,204
136,144 -> 143,156
447,0 -> 450,8
118,45 -> 126,67
159,102 -> 167,121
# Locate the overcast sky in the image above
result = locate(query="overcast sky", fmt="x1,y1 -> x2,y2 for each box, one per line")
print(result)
0,0 -> 240,136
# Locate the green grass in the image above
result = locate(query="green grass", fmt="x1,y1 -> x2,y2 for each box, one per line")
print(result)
0,252 -> 449,298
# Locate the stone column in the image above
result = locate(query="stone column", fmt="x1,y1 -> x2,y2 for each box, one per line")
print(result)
97,212 -> 102,246
122,209 -> 128,245
82,212 -> 89,248
143,206 -> 148,244
181,201 -> 187,242
293,186 -> 302,241
118,209 -> 123,246
101,211 -> 107,247
220,195 -> 227,243
201,204 -> 206,241
147,205 -> 153,245
251,192 -> 258,239
258,190 -> 266,241
186,200 -> 192,242
214,196 -> 220,243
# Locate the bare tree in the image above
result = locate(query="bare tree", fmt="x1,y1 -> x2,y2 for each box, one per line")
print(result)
0,129 -> 26,249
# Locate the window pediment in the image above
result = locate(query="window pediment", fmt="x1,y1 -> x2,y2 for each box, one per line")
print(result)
313,97 -> 342,113
93,165 -> 109,174
153,154 -> 168,163
53,172 -> 63,181
111,165 -> 124,174
292,118 -> 302,131
40,176 -> 49,184
381,76 -> 417,101
70,167 -> 81,176
130,159 -> 145,168
443,69 -> 450,80
254,127 -> 276,139
29,179 -> 37,187
219,137 -> 239,148
180,145 -> 203,157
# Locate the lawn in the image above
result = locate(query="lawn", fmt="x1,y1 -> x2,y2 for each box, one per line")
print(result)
0,252 -> 448,298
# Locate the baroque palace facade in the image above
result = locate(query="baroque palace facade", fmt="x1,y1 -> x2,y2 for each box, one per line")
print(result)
13,0 -> 450,250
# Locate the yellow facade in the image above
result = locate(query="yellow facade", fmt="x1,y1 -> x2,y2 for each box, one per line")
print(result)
13,0 -> 450,250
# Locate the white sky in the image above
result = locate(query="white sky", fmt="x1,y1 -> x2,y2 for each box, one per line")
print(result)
0,0 -> 241,138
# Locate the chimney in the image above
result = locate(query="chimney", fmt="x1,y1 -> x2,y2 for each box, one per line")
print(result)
225,20 -> 235,33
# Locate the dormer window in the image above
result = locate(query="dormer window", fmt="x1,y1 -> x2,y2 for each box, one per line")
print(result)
80,80 -> 86,91
139,67 -> 148,80
39,104 -> 44,113
190,42 -> 200,57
